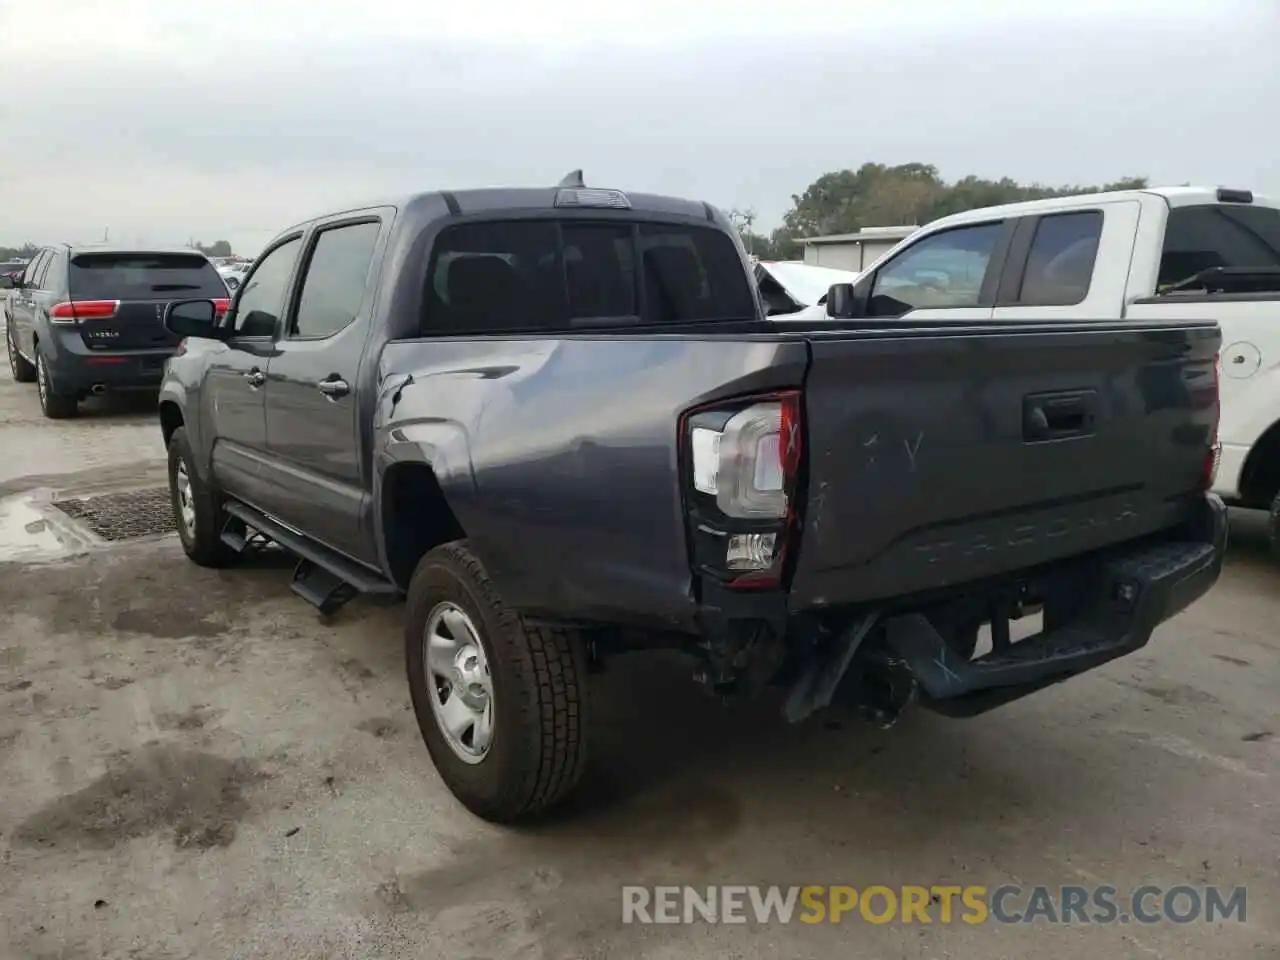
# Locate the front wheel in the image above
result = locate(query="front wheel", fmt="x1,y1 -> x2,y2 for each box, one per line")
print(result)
405,541 -> 589,823
167,427 -> 239,567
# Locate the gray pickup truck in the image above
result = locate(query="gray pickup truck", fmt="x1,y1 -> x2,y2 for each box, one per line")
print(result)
157,172 -> 1227,823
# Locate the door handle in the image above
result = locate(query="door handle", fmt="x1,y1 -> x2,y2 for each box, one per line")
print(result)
1023,389 -> 1098,442
317,376 -> 349,399
244,368 -> 265,388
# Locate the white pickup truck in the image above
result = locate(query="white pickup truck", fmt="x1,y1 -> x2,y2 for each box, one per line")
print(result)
822,185 -> 1280,554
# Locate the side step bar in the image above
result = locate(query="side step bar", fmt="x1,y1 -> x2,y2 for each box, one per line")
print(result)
221,502 -> 399,615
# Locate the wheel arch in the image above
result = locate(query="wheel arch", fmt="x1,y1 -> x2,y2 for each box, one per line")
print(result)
1237,418 -> 1280,509
379,460 -> 467,591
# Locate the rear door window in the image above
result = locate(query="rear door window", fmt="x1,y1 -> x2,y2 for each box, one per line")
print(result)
290,220 -> 381,339
421,219 -> 755,335
1016,211 -> 1103,306
22,251 -> 48,288
1158,204 -> 1280,289
69,252 -> 228,300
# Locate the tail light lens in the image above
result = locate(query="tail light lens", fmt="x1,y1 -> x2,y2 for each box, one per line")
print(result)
211,298 -> 230,319
49,300 -> 119,324
681,391 -> 803,589
1202,353 -> 1221,491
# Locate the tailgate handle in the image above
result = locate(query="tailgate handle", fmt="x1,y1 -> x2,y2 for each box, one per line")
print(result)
1023,390 -> 1097,442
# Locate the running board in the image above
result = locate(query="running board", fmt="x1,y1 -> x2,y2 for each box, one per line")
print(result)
221,502 -> 398,614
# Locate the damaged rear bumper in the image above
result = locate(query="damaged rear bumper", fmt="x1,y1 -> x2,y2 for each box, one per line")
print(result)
889,493 -> 1228,717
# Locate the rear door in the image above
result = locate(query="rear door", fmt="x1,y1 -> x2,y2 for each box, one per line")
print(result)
261,214 -> 387,563
66,251 -> 228,359
990,200 -> 1139,321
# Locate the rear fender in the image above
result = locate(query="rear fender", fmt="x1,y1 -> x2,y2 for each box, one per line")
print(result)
373,417 -> 478,584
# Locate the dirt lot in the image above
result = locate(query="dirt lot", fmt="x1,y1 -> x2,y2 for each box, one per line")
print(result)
0,345 -> 1277,959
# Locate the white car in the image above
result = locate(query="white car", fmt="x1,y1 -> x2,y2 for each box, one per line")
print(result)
215,261 -> 251,291
754,260 -> 859,319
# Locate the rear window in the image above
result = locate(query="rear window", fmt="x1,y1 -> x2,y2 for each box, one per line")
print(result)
69,253 -> 228,300
1158,204 -> 1280,289
421,219 -> 755,335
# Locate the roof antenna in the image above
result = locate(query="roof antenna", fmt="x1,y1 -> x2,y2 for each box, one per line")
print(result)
558,169 -> 586,188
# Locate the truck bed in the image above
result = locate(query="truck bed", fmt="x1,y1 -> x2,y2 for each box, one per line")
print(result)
378,316 -> 1219,628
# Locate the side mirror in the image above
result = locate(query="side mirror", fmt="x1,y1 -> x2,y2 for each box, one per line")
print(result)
826,283 -> 858,319
0,275 -> 13,290
165,299 -> 222,339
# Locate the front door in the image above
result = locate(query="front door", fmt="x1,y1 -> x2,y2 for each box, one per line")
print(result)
263,217 -> 385,563
859,220 -> 1012,323
205,235 -> 302,506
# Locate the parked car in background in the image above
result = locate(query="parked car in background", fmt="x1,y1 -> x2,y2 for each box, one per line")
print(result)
215,261 -> 251,291
822,184 -> 1280,554
754,259 -> 859,319
4,244 -> 229,418
156,173 -> 1223,823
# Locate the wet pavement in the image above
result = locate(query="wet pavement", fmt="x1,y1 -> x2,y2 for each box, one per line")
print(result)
0,330 -> 1278,959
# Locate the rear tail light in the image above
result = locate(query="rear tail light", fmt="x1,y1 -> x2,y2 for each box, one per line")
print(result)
680,391 -> 803,589
211,298 -> 230,318
1203,353 -> 1221,491
49,299 -> 119,324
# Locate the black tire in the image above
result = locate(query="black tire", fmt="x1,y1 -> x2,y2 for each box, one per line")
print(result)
405,541 -> 588,823
167,427 -> 239,567
6,323 -> 34,383
35,353 -> 77,418
1269,490 -> 1280,562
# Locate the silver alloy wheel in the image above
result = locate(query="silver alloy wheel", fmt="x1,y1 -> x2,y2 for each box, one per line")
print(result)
424,601 -> 494,764
175,459 -> 197,539
36,355 -> 47,405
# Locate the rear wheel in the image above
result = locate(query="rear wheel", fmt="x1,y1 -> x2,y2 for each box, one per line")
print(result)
36,353 -> 77,418
405,541 -> 589,823
6,324 -> 34,383
167,427 -> 239,567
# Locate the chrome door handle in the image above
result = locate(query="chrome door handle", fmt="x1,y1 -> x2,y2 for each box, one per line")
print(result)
317,377 -> 349,399
245,368 -> 265,387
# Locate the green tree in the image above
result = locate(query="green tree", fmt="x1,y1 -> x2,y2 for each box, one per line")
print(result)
777,164 -> 1149,247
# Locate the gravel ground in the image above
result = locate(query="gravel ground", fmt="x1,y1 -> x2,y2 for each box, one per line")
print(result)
0,330 -> 1277,960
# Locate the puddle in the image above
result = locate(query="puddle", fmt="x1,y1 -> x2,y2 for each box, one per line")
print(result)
0,492 -> 91,562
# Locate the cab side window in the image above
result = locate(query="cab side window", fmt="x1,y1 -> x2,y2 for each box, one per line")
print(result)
868,223 -> 1003,317
1016,211 -> 1102,306
233,237 -> 301,337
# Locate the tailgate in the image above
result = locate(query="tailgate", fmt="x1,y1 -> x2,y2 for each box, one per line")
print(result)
69,251 -> 227,351
790,320 -> 1220,608
78,299 -> 183,351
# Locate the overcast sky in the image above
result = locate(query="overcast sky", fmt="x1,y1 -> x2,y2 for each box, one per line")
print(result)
0,0 -> 1276,254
